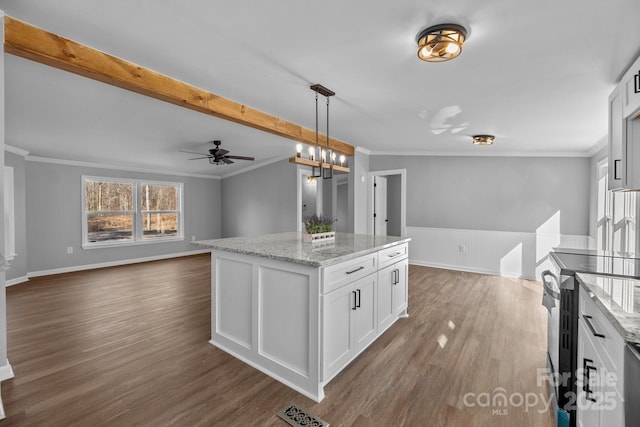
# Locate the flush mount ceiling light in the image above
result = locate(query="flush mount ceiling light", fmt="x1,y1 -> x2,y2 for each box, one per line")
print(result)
416,23 -> 467,62
472,135 -> 495,145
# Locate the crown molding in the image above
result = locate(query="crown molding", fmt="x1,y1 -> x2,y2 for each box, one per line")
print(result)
355,146 -> 372,155
25,156 -> 221,180
5,144 -> 30,157
585,138 -> 608,158
366,149 -> 596,158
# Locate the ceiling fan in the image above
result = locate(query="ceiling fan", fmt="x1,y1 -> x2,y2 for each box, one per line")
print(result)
180,140 -> 255,165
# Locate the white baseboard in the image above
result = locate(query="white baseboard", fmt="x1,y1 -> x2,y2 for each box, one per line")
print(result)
409,259 -> 538,280
407,226 -> 590,281
5,275 -> 29,287
27,249 -> 211,278
0,361 -> 14,381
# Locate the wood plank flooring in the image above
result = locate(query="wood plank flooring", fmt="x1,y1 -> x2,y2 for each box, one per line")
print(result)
1,255 -> 554,426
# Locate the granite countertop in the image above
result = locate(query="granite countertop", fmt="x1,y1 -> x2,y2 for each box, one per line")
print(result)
554,247 -> 640,259
193,232 -> 411,267
576,272 -> 640,345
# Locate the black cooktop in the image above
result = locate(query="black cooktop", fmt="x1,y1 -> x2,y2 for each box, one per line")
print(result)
551,252 -> 640,279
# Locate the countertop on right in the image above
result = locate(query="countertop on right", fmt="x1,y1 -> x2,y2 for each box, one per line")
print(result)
576,272 -> 640,345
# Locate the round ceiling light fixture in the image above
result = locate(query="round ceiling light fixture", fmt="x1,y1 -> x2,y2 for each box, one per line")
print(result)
416,23 -> 467,62
472,135 -> 495,145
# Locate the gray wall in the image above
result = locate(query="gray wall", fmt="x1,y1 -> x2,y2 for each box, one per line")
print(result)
25,160 -> 221,273
221,159 -> 297,237
370,155 -> 590,235
5,152 -> 27,281
352,151 -> 370,234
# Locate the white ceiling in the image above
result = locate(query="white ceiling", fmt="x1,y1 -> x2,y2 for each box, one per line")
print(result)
1,0 -> 640,177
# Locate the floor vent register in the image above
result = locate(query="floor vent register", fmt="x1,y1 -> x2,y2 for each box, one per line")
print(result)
277,404 -> 330,427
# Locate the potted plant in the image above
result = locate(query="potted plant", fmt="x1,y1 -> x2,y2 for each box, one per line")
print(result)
303,214 -> 336,243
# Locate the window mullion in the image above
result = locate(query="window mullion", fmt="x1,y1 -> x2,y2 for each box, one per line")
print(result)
135,182 -> 141,242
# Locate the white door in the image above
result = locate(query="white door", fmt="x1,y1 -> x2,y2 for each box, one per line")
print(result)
374,176 -> 387,236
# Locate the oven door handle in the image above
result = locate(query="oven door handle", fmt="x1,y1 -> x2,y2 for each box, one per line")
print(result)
541,270 -> 561,300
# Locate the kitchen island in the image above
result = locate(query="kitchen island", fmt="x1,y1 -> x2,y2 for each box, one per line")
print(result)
194,232 -> 410,401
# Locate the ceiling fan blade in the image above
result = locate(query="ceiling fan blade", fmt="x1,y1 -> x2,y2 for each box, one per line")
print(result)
188,156 -> 212,160
179,150 -> 209,156
215,148 -> 229,157
225,155 -> 255,161
222,158 -> 234,164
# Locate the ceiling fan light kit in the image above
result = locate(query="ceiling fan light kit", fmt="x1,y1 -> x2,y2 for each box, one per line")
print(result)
416,23 -> 467,62
472,134 -> 495,145
181,140 -> 255,165
289,83 -> 350,177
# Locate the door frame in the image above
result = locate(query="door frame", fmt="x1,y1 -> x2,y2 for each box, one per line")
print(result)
296,166 -> 323,232
367,169 -> 406,237
332,174 -> 348,232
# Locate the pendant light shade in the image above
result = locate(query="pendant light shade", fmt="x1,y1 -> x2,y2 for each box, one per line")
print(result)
416,24 -> 467,62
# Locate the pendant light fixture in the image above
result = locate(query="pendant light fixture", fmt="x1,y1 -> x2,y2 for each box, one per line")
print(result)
416,23 -> 467,62
288,85 -> 350,176
310,84 -> 335,179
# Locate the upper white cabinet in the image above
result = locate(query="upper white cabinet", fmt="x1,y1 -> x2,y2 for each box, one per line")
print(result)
622,55 -> 640,119
608,52 -> 640,191
608,85 -> 625,190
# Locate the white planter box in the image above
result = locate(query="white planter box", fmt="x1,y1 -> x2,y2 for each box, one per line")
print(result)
303,231 -> 335,243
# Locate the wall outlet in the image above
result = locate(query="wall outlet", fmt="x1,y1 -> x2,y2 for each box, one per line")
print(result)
67,246 -> 73,254
458,244 -> 466,253
191,236 -> 196,241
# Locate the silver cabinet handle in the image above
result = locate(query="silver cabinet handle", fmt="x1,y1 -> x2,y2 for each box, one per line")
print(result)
346,266 -> 364,275
541,270 -> 560,300
387,252 -> 402,258
614,159 -> 622,180
583,315 -> 605,338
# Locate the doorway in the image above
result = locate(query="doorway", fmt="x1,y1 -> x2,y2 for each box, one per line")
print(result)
367,169 -> 406,237
296,167 -> 323,232
332,174 -> 349,232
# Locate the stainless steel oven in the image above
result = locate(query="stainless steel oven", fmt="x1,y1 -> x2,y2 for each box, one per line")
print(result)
542,254 -> 579,427
542,250 -> 640,427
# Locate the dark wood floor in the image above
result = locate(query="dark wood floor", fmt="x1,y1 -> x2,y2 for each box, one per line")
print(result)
0,254 -> 554,426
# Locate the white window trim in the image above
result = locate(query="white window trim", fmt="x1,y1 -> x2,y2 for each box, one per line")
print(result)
81,175 -> 184,249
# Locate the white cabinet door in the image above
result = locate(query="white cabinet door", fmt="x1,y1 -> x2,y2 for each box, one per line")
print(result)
353,275 -> 377,352
323,283 -> 356,381
609,85 -> 625,190
392,259 -> 408,317
577,319 -> 601,427
377,263 -> 395,332
322,274 -> 377,381
622,56 -> 640,118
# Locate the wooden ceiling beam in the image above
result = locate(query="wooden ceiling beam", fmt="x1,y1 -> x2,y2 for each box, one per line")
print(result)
3,16 -> 355,156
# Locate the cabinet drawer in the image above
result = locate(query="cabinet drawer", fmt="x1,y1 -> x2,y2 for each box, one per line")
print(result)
322,253 -> 377,294
579,288 -> 625,396
378,243 -> 408,269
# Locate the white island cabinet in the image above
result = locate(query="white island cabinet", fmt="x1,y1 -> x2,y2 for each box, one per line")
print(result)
195,232 -> 410,402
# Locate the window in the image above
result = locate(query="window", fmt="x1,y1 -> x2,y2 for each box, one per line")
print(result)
596,161 -> 637,253
82,176 -> 183,247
